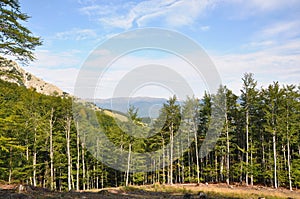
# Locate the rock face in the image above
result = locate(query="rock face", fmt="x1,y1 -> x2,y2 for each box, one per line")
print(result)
0,56 -> 64,96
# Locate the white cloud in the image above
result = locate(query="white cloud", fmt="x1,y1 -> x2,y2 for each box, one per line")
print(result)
211,39 -> 300,94
24,36 -> 300,98
245,0 -> 300,12
243,40 -> 274,49
77,0 -> 96,5
224,0 -> 300,19
200,25 -> 210,31
79,0 -> 216,29
259,21 -> 300,40
55,29 -> 98,41
31,50 -> 82,68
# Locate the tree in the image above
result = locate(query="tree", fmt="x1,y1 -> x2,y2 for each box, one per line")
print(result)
124,105 -> 141,186
262,82 -> 284,189
281,85 -> 299,190
240,73 -> 258,186
182,96 -> 200,183
160,96 -> 181,184
0,0 -> 42,63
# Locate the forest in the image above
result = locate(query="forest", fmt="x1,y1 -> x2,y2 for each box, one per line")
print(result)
0,73 -> 299,192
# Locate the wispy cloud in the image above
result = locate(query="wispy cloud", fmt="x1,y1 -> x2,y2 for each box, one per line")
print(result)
247,0 -> 300,12
212,39 -> 300,94
243,40 -> 274,49
200,25 -> 210,31
79,0 -> 216,29
224,0 -> 300,19
31,50 -> 82,68
55,28 -> 98,41
259,21 -> 300,40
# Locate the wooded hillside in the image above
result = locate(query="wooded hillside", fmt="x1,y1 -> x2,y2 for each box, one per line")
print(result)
0,73 -> 299,191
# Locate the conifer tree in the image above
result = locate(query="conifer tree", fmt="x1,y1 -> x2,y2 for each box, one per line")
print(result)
0,0 -> 42,63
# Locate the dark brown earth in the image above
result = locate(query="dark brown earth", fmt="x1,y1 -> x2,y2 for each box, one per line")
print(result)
0,183 -> 299,199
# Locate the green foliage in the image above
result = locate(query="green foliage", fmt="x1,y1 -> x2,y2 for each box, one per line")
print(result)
0,0 -> 42,63
0,72 -> 299,190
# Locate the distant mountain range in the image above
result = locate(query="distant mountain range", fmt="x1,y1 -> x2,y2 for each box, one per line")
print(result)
94,97 -> 168,118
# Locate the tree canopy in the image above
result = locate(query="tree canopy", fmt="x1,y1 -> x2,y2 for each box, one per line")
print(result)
0,0 -> 42,63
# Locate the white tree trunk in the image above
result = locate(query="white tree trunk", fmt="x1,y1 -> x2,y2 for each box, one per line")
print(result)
273,130 -> 277,189
125,143 -> 131,186
245,108 -> 249,186
194,123 -> 200,184
250,138 -> 253,186
287,137 -> 292,191
286,115 -> 292,191
76,122 -> 80,191
170,124 -> 173,185
65,117 -> 72,191
49,108 -> 54,190
226,117 -> 230,185
82,137 -> 86,190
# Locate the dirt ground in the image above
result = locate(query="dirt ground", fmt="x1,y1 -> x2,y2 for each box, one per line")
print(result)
0,183 -> 299,199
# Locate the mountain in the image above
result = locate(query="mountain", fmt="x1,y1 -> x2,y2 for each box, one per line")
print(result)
0,56 -> 167,119
0,56 -> 64,96
94,97 -> 167,118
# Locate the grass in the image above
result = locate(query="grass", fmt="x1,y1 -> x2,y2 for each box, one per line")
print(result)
120,184 -> 300,199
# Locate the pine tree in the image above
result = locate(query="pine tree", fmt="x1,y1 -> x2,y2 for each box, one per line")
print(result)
182,96 -> 200,183
240,73 -> 258,186
0,0 -> 42,63
262,82 -> 284,189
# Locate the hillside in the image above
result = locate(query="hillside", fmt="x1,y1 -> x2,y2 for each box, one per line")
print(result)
95,97 -> 167,118
0,56 -> 64,96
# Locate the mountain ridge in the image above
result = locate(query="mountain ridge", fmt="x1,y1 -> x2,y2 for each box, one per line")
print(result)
0,56 -> 65,96
94,97 -> 168,118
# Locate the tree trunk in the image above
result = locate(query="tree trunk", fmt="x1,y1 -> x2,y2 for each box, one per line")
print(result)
26,145 -> 31,185
215,152 -> 218,182
287,137 -> 292,191
261,131 -> 266,185
49,108 -> 54,190
220,153 -> 224,182
82,136 -> 86,190
194,124 -> 200,184
226,122 -> 230,185
162,138 -> 165,184
33,128 -> 37,187
65,116 -> 72,191
286,112 -> 292,191
125,143 -> 131,186
76,122 -> 80,191
273,130 -> 277,189
87,162 -> 90,189
250,137 -> 253,186
8,146 -> 12,184
170,123 -> 173,185
245,108 -> 249,186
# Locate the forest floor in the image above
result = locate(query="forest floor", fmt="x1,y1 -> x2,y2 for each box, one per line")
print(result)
0,183 -> 299,199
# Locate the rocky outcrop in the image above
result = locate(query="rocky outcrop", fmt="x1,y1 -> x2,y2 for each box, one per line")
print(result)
0,56 -> 65,96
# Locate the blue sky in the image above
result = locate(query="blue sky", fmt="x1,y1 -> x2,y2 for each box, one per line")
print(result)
18,0 -> 300,98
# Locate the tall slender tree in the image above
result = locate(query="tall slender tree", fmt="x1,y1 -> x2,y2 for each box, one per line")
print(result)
240,73 -> 258,186
262,82 -> 284,189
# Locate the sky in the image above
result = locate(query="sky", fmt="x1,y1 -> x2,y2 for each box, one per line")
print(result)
17,0 -> 300,99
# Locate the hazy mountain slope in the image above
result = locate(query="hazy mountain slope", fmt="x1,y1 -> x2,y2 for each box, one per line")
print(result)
95,97 -> 167,118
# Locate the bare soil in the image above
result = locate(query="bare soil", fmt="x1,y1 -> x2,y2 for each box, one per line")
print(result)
0,183 -> 299,199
